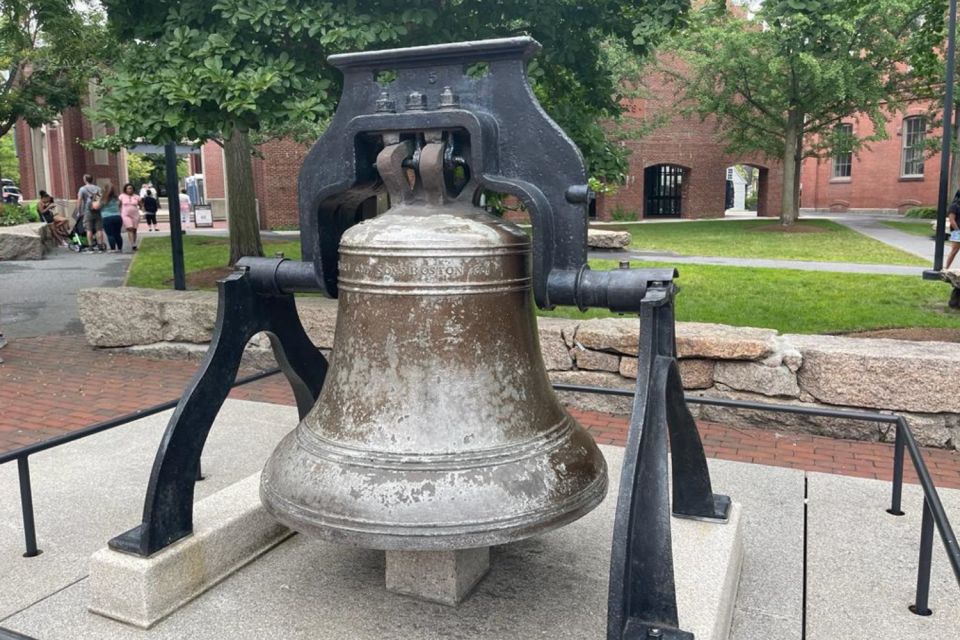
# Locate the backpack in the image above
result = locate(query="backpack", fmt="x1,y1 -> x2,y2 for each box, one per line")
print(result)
90,190 -> 102,211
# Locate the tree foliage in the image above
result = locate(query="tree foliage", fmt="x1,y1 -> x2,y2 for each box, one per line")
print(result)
666,0 -> 928,225
0,133 -> 19,183
95,0 -> 689,263
0,1 -> 107,139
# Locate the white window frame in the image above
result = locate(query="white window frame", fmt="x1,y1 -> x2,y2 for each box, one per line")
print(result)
831,124 -> 853,179
901,116 -> 926,178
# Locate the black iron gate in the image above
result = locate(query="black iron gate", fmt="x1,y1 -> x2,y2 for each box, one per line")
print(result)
644,165 -> 683,217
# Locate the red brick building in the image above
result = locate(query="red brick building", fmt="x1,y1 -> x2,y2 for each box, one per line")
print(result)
799,103 -> 939,213
597,62 -> 784,220
15,105 -> 127,203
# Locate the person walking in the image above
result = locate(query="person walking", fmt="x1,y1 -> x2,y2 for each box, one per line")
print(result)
946,191 -> 960,270
178,188 -> 192,227
75,174 -> 105,252
142,189 -> 159,231
100,183 -> 123,252
119,183 -> 142,250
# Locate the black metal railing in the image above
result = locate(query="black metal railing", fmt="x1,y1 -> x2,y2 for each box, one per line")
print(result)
4,376 -> 958,617
554,383 -> 960,616
0,368 -> 282,558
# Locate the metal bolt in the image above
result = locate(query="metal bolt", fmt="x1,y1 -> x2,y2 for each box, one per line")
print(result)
619,261 -> 631,269
438,86 -> 460,108
375,91 -> 396,113
275,251 -> 285,259
406,91 -> 427,111
647,629 -> 663,639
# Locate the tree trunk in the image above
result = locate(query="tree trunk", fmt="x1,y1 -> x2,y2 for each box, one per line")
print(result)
223,127 -> 263,265
780,110 -> 803,227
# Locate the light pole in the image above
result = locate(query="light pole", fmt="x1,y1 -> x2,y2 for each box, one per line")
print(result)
928,0 -> 958,277
165,142 -> 186,291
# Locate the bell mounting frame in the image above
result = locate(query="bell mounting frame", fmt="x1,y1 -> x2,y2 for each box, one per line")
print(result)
298,36 -> 654,313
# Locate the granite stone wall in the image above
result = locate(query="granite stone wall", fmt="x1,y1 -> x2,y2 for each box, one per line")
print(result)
78,287 -> 959,449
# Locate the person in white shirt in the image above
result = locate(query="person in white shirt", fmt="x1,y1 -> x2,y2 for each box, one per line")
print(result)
178,189 -> 192,227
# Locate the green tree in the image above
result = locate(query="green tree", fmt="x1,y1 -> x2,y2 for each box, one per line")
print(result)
666,0 -> 928,225
126,152 -> 187,191
96,0 -> 688,265
126,152 -> 153,186
0,134 -> 19,184
0,1 -> 107,184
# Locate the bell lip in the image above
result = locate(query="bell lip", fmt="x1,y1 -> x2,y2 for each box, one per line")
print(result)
260,471 -> 608,551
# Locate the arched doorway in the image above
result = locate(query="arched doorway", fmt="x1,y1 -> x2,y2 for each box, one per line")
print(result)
723,164 -> 770,216
644,164 -> 685,217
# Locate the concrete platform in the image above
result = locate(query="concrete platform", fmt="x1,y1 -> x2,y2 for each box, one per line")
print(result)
2,399 -> 958,639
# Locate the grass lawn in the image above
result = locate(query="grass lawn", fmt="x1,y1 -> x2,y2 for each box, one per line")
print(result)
879,220 -> 937,238
539,260 -> 958,335
126,235 -> 302,289
126,235 -> 958,334
601,219 -> 927,266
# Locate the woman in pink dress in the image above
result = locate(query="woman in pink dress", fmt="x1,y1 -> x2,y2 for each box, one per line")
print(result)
119,183 -> 143,251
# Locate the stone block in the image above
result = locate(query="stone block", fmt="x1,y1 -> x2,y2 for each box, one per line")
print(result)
690,388 -> 892,443
160,292 -> 218,343
789,334 -> 960,413
549,370 -> 634,414
680,358 -> 717,390
677,322 -> 778,361
385,548 -> 490,606
537,318 -> 576,371
620,357 -> 715,390
714,361 -> 800,398
942,268 -> 960,288
575,318 -> 641,355
0,223 -> 45,260
586,228 -> 631,249
78,288 -> 166,347
295,297 -> 339,349
573,347 -> 620,372
88,472 -> 292,629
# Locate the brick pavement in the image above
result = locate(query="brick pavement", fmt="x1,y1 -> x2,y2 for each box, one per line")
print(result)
1,334 -> 958,490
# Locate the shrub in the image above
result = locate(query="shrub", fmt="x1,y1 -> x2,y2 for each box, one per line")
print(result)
904,206 -> 937,219
0,204 -> 33,226
610,206 -> 637,222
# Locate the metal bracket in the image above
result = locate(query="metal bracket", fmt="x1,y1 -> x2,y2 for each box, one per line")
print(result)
108,268 -> 328,557
607,286 -> 731,640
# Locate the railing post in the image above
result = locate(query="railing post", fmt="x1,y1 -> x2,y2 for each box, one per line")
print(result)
888,420 -> 905,516
910,497 -> 934,616
17,456 -> 41,557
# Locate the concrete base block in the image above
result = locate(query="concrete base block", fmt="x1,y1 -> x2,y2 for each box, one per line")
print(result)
675,502 -> 744,640
385,547 -> 490,606
87,472 -> 292,628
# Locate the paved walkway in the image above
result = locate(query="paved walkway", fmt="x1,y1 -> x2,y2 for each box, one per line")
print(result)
1,335 -> 957,490
825,212 -> 934,261
0,249 -> 131,339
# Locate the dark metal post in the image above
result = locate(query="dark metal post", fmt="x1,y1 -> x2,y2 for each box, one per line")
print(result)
165,142 -> 186,291
888,422 -> 905,516
910,498 -> 935,616
17,456 -> 40,557
931,0 -> 958,276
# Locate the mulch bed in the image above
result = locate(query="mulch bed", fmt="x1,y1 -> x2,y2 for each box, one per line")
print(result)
164,266 -> 235,290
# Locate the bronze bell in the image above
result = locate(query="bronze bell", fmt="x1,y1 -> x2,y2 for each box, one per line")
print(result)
260,139 -> 607,551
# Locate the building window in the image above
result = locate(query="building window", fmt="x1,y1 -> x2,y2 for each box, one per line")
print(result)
832,124 -> 852,179
901,116 -> 926,177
